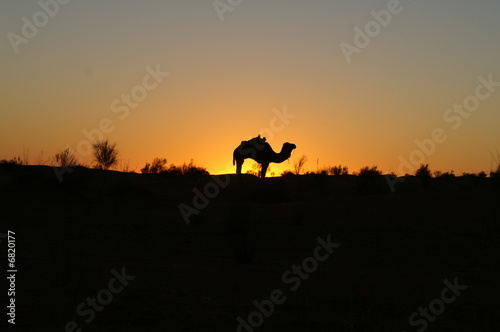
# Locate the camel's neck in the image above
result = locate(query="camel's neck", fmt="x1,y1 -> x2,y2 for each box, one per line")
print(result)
270,148 -> 292,163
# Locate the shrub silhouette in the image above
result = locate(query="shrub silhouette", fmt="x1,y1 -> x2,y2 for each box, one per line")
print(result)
179,159 -> 209,178
328,165 -> 349,176
358,165 -> 382,177
0,156 -> 23,166
461,172 -> 484,178
490,165 -> 500,177
294,154 -> 308,175
35,151 -> 51,166
246,162 -> 272,177
141,158 -> 209,178
141,158 -> 167,174
118,160 -> 135,173
434,170 -> 455,179
92,139 -> 118,170
306,165 -> 349,176
415,164 -> 432,178
54,148 -> 79,167
462,171 -> 487,184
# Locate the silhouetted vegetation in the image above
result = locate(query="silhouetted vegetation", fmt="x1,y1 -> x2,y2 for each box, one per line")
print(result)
490,165 -> 500,177
141,158 -> 167,174
118,160 -> 135,173
54,148 -> 79,167
461,171 -> 487,185
92,139 -> 118,170
0,157 -> 23,171
293,154 -> 308,175
141,158 -> 209,178
35,151 -> 51,166
415,164 -> 432,178
0,156 -> 23,166
356,166 -> 389,195
246,163 -> 273,177
415,164 -> 432,188
358,165 -> 382,177
433,170 -> 455,179
179,160 -> 209,178
326,165 -> 349,176
461,171 -> 487,178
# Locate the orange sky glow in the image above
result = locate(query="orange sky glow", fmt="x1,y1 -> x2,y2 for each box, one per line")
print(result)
1,1 -> 500,176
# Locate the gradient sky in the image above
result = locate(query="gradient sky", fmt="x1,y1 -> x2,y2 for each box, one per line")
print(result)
1,0 -> 500,175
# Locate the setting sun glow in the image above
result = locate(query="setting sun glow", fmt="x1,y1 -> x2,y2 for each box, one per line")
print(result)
2,1 -> 499,176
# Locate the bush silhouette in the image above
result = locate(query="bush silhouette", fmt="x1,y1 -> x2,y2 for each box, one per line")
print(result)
306,165 -> 349,176
141,158 -> 167,174
294,154 -> 308,175
141,158 -> 209,178
461,172 -> 485,178
415,164 -> 432,179
54,148 -> 79,167
281,170 -> 295,177
434,170 -> 455,179
328,165 -> 349,176
92,139 -> 118,170
179,159 -> 209,178
358,165 -> 382,177
246,163 -> 272,177
490,165 -> 500,177
0,156 -> 23,166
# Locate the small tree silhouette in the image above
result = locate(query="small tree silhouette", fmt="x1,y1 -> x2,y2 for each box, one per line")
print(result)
294,154 -> 308,175
54,148 -> 79,167
415,164 -> 432,188
92,139 -> 118,170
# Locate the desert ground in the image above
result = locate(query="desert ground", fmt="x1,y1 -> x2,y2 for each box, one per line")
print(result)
1,165 -> 499,331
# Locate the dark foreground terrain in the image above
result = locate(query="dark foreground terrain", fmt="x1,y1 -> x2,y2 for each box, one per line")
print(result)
1,165 -> 499,331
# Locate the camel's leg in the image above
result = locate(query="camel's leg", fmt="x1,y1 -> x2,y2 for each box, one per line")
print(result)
236,160 -> 244,184
236,160 -> 243,175
260,163 -> 269,178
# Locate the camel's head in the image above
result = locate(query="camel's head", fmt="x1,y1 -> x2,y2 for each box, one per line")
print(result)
283,142 -> 297,152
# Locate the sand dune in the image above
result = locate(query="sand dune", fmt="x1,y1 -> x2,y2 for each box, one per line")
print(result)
1,165 -> 499,331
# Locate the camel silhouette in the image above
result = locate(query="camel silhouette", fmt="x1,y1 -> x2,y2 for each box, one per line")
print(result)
233,136 -> 296,178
